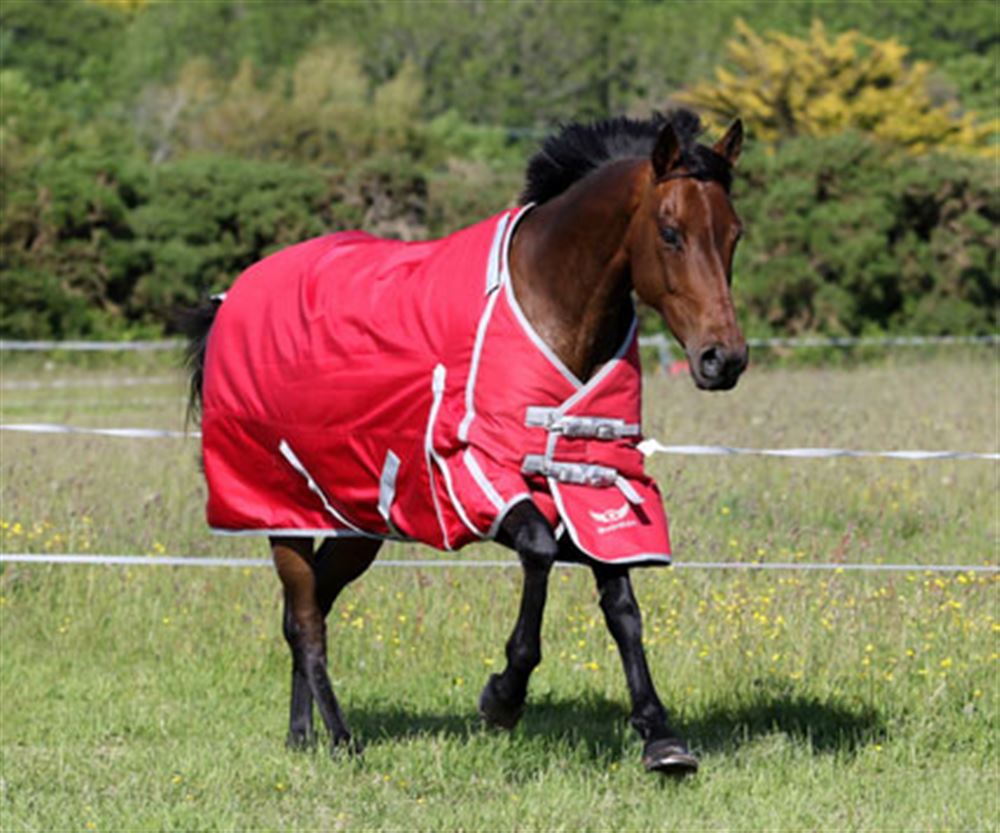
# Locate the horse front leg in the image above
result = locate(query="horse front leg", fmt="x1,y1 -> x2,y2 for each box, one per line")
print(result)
478,500 -> 558,729
593,564 -> 699,775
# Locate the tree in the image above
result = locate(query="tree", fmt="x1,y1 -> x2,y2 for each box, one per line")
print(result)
133,44 -> 426,167
679,19 -> 995,155
731,132 -> 997,336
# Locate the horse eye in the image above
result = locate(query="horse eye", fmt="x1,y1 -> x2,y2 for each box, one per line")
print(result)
660,226 -> 682,249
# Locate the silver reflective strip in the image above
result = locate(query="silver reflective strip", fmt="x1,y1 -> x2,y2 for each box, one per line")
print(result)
211,292 -> 227,303
432,450 -> 487,539
427,370 -> 485,539
458,286 -> 503,442
522,454 -> 618,487
485,213 -> 511,294
524,407 -> 639,439
278,439 -> 364,532
524,407 -> 558,429
462,449 -> 505,512
378,450 -> 401,523
424,364 -> 452,550
498,204 -> 533,285
614,475 -> 644,505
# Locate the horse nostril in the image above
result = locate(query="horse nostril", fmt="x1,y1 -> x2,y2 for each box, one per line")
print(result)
699,346 -> 724,379
736,344 -> 750,372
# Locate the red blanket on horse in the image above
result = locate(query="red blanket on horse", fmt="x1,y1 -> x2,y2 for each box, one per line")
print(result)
202,206 -> 671,565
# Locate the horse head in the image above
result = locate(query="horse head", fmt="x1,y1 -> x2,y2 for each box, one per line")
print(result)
628,115 -> 748,390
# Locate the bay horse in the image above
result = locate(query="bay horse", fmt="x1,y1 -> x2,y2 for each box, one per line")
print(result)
186,109 -> 747,776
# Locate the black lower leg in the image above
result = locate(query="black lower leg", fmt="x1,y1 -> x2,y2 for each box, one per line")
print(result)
480,501 -> 557,729
283,593 -> 315,748
485,561 -> 551,715
595,566 -> 672,742
301,638 -> 354,750
595,566 -> 697,774
272,539 -> 355,755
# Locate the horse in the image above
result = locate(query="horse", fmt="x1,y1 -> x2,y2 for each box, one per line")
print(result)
185,109 -> 747,776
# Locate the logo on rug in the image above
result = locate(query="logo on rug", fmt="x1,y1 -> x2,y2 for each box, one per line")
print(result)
589,503 -> 629,524
588,503 -> 638,535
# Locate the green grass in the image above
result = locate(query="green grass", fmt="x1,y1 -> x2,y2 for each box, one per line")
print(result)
1,353 -> 997,830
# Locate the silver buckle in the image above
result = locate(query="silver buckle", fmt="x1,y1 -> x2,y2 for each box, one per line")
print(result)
524,407 -> 639,440
522,455 -> 618,487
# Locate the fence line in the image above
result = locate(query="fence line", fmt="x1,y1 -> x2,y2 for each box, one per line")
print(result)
637,333 -> 1000,351
1,423 -> 190,439
0,339 -> 184,352
2,334 -> 997,355
2,421 -> 998,461
637,438 -> 1000,462
1,376 -> 180,391
1,395 -> 185,410
1,552 -> 996,574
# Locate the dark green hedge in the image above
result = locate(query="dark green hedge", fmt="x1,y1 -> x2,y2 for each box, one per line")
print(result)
732,133 -> 997,337
1,134 -> 995,340
0,153 -> 425,338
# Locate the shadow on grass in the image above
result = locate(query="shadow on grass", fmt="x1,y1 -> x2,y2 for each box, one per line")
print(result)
685,692 -> 885,756
348,686 -> 885,762
350,701 -> 479,745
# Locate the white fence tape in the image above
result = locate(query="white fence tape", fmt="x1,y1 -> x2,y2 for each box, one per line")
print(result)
2,395 -> 185,410
1,375 -> 180,391
1,553 -> 996,573
638,438 -> 1000,462
0,339 -> 183,352
637,333 -> 999,351
2,422 -> 997,462
1,423 -> 190,439
747,334 -> 999,348
2,334 -> 996,354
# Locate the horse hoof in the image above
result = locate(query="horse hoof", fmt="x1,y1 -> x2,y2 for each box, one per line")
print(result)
642,738 -> 699,776
478,674 -> 524,730
286,730 -> 316,751
330,734 -> 364,759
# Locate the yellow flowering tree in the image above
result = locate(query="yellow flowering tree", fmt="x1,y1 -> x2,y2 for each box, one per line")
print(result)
86,0 -> 148,10
679,19 -> 995,156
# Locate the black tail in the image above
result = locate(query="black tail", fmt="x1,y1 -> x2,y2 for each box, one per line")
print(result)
180,300 -> 221,427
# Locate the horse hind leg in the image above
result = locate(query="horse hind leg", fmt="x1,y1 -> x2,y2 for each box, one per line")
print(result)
282,580 -> 317,749
273,537 -> 333,750
272,535 -> 380,755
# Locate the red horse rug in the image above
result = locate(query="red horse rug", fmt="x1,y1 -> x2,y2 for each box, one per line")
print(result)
202,206 -> 671,566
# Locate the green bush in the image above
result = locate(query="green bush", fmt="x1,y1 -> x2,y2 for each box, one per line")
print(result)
3,134 -> 995,341
0,153 -> 426,338
733,132 -> 997,337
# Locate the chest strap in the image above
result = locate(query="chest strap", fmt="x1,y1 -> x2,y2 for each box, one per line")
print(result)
522,455 -> 617,487
525,407 -> 639,440
522,455 -> 645,504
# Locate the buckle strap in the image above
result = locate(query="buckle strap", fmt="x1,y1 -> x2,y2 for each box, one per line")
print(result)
522,455 -> 645,504
522,454 -> 618,487
524,407 -> 639,440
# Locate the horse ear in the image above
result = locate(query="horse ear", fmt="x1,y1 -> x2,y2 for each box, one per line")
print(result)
713,119 -> 743,165
651,122 -> 682,179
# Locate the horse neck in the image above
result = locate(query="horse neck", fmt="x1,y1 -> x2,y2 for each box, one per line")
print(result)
508,159 -> 645,381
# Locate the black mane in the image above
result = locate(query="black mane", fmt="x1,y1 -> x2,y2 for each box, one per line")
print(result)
521,109 -> 732,205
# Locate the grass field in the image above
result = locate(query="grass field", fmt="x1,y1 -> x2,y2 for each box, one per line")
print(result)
1,351 -> 997,831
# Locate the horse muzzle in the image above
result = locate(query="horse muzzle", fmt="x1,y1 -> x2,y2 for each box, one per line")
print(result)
690,343 -> 748,391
